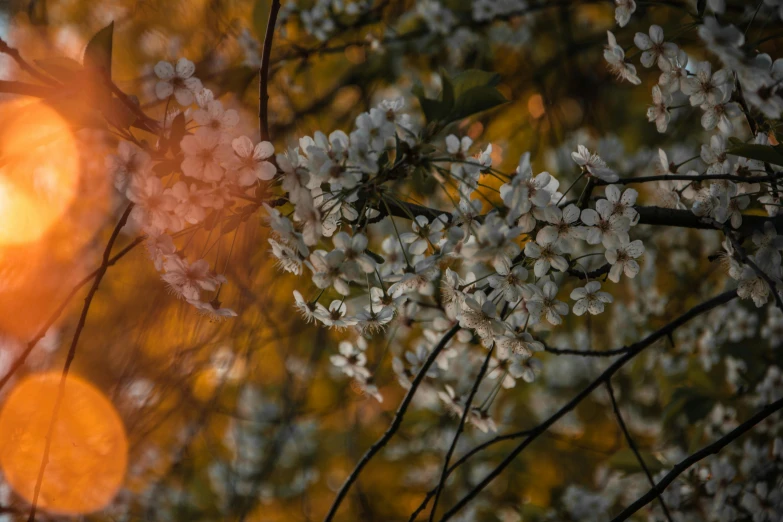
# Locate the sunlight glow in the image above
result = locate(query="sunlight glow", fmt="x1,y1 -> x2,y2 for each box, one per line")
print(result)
0,99 -> 79,245
0,373 -> 128,514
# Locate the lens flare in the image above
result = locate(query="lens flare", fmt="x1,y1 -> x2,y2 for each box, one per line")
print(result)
0,372 -> 128,514
0,99 -> 79,245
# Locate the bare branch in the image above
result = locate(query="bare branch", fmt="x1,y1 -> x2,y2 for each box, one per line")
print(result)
27,203 -> 135,522
610,397 -> 783,522
429,347 -> 494,521
725,229 -> 783,313
323,324 -> 460,522
258,0 -> 281,142
0,38 -> 58,86
436,289 -> 738,521
606,381 -> 674,522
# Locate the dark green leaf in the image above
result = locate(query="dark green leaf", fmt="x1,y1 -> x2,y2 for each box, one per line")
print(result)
152,159 -> 181,177
34,57 -> 83,83
84,21 -> 114,78
168,113 -> 188,154
222,214 -> 243,234
48,97 -> 107,130
451,69 -> 501,98
101,97 -> 137,130
203,210 -> 220,231
683,395 -> 714,423
417,96 -> 451,124
727,143 -> 783,166
440,68 -> 455,109
449,85 -> 508,122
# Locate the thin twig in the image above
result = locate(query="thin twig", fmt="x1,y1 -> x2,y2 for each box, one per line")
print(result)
595,173 -> 781,185
27,203 -> 134,522
610,397 -> 783,522
437,289 -> 738,521
567,264 -> 610,280
428,347 -> 494,521
258,0 -> 281,142
725,229 -> 783,313
323,324 -> 460,522
0,79 -> 55,97
407,427 -> 535,521
606,381 -> 674,522
544,345 -> 630,357
0,235 -> 145,394
0,38 -> 58,86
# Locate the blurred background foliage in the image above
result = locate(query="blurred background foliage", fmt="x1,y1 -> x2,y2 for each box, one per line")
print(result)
0,0 -> 782,521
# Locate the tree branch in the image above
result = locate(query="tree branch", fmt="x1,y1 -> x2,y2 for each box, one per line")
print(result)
609,397 -> 783,522
429,347 -> 494,521
606,381 -> 674,522
436,289 -> 738,521
0,38 -> 58,86
258,0 -> 281,142
596,173 -> 782,186
27,203 -> 134,522
725,229 -> 783,313
323,324 -> 460,522
369,195 -> 783,237
0,236 -> 144,394
0,79 -> 55,97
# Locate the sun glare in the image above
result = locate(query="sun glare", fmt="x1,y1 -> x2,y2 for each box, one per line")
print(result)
0,373 -> 128,514
0,99 -> 79,245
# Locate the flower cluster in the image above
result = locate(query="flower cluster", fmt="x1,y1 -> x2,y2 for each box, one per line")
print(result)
603,15 -> 783,309
107,59 -> 278,317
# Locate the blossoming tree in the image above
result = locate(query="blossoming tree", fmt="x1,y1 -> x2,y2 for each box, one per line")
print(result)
1,0 -> 783,520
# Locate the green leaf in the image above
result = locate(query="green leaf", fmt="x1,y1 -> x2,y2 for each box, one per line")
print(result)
34,57 -> 83,83
440,68 -> 455,109
727,142 -> 783,166
451,69 -> 501,98
609,448 -> 664,473
101,97 -> 137,130
47,97 -> 107,130
683,394 -> 714,423
84,21 -> 114,78
253,0 -> 272,43
222,214 -> 243,234
449,85 -> 508,122
663,387 -> 715,428
168,112 -> 188,154
413,84 -> 451,124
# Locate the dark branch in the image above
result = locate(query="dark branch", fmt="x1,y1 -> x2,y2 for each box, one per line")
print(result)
323,324 -> 460,522
437,289 -> 738,521
27,203 -> 135,521
544,345 -> 630,357
0,79 -> 55,97
371,196 -> 783,237
606,381 -> 674,522
725,229 -> 783,313
610,397 -> 783,522
0,38 -> 58,85
429,347 -> 494,521
596,173 -> 782,186
258,0 -> 281,142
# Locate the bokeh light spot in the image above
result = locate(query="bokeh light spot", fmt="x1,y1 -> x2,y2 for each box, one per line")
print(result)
0,99 -> 79,245
0,373 -> 128,514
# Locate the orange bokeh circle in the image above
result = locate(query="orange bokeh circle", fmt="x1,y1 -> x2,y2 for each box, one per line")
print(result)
0,373 -> 128,514
0,99 -> 79,245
